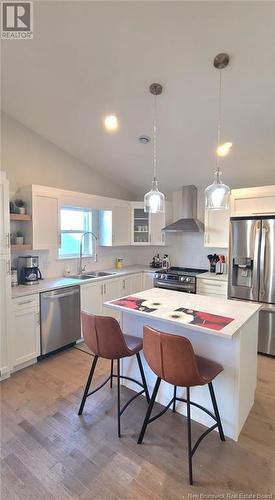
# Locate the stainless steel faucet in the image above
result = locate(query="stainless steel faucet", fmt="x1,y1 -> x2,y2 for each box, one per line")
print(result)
78,231 -> 98,274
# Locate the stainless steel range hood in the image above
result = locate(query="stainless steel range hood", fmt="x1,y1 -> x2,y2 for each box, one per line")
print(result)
163,185 -> 204,232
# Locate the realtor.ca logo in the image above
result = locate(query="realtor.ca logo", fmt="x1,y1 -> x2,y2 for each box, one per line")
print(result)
1,1 -> 33,39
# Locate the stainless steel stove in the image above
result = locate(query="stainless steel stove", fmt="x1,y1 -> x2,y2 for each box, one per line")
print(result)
154,267 -> 208,294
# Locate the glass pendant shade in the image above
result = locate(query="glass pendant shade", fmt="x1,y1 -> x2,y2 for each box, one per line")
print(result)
144,179 -> 165,213
205,169 -> 230,210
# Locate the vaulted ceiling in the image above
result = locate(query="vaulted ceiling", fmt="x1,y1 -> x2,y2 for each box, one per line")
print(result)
2,1 -> 275,196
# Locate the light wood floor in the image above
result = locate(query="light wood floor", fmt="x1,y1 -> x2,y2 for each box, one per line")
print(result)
1,347 -> 275,499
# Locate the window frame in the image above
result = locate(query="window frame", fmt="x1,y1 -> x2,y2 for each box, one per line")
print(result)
58,206 -> 95,259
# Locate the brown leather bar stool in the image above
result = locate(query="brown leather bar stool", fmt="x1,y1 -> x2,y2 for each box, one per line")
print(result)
78,312 -> 150,437
137,326 -> 225,485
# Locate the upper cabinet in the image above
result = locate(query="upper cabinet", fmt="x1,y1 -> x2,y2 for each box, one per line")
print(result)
11,184 -> 168,251
32,193 -> 59,249
231,185 -> 275,217
12,185 -> 60,251
204,208 -> 230,248
131,202 -> 165,246
99,204 -> 131,246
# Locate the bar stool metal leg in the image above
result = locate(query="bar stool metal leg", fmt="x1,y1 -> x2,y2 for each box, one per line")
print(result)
117,358 -> 121,438
136,352 -> 150,403
78,355 -> 98,415
186,387 -> 193,485
208,382 -> 225,442
110,359 -> 114,388
173,386 -> 177,413
137,377 -> 161,444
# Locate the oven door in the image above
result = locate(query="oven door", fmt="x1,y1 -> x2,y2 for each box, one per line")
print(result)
154,280 -> 196,294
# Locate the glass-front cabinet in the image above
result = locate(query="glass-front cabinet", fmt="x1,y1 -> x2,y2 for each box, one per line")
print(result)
131,205 -> 151,245
131,202 -> 165,246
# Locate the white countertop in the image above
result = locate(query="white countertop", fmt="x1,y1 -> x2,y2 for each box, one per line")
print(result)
105,288 -> 260,339
197,272 -> 228,281
11,265 -> 159,298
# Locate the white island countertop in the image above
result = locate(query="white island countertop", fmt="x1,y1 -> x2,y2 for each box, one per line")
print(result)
105,287 -> 260,339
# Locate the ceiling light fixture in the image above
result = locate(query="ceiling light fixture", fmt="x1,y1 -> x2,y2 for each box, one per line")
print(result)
104,114 -> 119,132
144,83 -> 165,213
205,53 -> 231,210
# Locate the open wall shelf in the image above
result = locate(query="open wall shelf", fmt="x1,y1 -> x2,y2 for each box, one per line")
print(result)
10,214 -> 32,221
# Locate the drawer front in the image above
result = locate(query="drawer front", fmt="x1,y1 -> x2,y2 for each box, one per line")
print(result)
13,294 -> 39,310
197,279 -> 227,297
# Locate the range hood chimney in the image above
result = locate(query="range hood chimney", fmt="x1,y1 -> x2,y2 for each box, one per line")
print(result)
162,185 -> 204,232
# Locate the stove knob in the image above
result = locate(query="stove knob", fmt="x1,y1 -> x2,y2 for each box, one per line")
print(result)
160,274 -> 166,279
179,276 -> 184,282
185,277 -> 191,282
155,273 -> 160,279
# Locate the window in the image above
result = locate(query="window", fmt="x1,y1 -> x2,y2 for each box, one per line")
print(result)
59,207 -> 94,258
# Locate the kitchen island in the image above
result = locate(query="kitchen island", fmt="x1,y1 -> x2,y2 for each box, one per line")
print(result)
105,288 -> 260,441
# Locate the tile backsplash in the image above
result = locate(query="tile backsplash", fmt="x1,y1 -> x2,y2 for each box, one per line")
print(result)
11,231 -> 227,278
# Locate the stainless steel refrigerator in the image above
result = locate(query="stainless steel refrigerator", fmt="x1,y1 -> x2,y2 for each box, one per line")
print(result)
228,216 -> 275,356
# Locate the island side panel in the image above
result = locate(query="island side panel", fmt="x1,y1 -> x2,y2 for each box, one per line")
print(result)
236,313 -> 258,433
120,311 -> 257,441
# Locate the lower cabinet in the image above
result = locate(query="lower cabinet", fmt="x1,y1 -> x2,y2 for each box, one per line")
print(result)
11,295 -> 40,370
142,272 -> 155,290
102,278 -> 122,320
121,273 -> 143,296
81,281 -> 103,316
80,273 -> 144,324
196,277 -> 228,298
81,277 -> 122,322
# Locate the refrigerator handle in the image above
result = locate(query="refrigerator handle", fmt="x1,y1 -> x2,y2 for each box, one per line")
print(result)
259,224 -> 267,300
252,221 -> 261,300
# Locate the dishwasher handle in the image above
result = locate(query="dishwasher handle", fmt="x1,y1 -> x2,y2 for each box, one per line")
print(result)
42,287 -> 79,300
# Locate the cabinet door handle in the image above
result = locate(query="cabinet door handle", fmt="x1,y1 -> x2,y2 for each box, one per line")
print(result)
104,283 -> 106,294
101,284 -> 103,295
123,279 -> 125,289
6,259 -> 11,275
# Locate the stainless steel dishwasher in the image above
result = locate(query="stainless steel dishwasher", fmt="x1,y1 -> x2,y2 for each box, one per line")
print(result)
40,286 -> 81,356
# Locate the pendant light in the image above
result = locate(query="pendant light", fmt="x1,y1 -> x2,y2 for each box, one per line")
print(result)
205,53 -> 231,210
144,83 -> 165,213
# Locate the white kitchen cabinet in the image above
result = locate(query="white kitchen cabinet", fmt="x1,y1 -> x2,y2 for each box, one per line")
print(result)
102,278 -> 122,320
32,194 -> 59,250
0,256 -> 11,379
0,172 -> 11,255
131,202 -> 165,246
142,272 -> 155,290
11,295 -> 40,370
204,208 -> 230,248
0,172 -> 11,380
131,203 -> 151,245
197,277 -> 228,298
81,281 -> 103,316
231,185 -> 275,217
99,204 -> 131,246
121,273 -> 143,296
150,212 -> 166,245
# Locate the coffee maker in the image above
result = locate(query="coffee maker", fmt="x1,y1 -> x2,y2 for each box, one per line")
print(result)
18,256 -> 43,285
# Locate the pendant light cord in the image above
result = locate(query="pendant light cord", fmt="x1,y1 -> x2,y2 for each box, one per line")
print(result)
153,94 -> 157,181
216,69 -> 222,172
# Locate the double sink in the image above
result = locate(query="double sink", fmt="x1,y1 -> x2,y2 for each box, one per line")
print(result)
70,271 -> 116,281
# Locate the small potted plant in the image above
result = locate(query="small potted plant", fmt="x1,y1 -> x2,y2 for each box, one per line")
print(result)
14,199 -> 26,214
15,231 -> 24,245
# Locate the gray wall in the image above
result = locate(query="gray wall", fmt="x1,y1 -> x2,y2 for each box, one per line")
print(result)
1,113 -> 135,200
